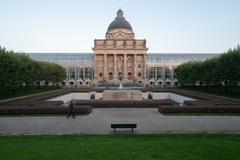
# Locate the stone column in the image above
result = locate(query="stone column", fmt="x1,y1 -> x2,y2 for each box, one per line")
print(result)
103,54 -> 107,80
113,54 -> 117,80
123,54 -> 127,80
93,55 -> 97,79
143,54 -> 147,78
133,54 -> 137,80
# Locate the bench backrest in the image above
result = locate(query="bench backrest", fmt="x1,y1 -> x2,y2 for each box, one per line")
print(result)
111,124 -> 137,128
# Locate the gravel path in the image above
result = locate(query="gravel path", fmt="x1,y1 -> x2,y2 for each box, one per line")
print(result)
1,108 -> 240,135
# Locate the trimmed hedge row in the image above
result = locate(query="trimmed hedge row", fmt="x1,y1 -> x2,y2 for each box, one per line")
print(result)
0,101 -> 92,115
74,100 -> 174,108
158,105 -> 240,113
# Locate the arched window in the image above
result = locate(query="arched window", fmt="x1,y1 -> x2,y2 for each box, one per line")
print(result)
128,72 -> 132,80
109,72 -> 113,80
138,73 -> 142,78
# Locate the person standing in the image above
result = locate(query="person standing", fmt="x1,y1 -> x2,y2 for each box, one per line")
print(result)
67,100 -> 75,119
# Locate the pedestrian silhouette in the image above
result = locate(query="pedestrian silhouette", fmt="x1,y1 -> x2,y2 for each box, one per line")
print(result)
67,100 -> 75,119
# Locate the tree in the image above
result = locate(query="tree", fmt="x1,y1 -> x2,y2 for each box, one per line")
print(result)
0,46 -> 66,92
218,46 -> 240,93
175,61 -> 202,86
175,45 -> 240,90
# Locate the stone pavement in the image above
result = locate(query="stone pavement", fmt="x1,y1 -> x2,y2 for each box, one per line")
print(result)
1,108 -> 240,135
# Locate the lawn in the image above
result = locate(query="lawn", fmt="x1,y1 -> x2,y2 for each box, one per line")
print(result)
0,87 -> 59,100
181,86 -> 240,99
0,134 -> 240,160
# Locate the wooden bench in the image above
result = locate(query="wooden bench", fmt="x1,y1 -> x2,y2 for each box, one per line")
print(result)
111,123 -> 137,132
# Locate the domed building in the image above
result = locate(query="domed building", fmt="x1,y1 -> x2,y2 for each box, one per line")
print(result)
93,9 -> 148,85
106,9 -> 134,39
29,9 -> 217,88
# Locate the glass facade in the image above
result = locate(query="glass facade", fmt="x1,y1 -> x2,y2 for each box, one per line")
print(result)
147,53 -> 217,66
29,53 -> 219,87
29,53 -> 94,67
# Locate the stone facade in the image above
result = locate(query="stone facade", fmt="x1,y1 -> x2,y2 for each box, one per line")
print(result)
93,9 -> 148,86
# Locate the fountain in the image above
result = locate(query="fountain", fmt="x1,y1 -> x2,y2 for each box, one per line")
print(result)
102,72 -> 143,101
47,71 -> 195,103
47,73 -> 195,103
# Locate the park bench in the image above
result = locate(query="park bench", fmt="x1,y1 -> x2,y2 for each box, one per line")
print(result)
111,123 -> 137,132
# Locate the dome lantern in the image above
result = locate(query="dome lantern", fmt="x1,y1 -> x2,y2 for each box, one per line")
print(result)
107,9 -> 133,32
116,9 -> 124,19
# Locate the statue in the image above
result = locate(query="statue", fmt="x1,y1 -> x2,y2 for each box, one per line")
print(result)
118,72 -> 123,89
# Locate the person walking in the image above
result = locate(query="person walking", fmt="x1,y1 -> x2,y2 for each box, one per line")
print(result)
67,100 -> 75,119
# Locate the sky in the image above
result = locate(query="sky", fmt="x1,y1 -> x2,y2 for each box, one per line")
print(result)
0,0 -> 240,53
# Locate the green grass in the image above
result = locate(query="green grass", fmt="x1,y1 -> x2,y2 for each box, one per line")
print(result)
0,87 -> 59,100
0,134 -> 240,160
181,86 -> 240,99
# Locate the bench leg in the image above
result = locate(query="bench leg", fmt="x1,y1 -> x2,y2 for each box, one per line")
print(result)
132,128 -> 133,132
114,128 -> 116,132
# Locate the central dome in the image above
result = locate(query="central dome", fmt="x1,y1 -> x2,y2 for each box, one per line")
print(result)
107,9 -> 133,32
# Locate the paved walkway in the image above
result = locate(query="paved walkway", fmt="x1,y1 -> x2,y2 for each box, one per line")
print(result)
1,108 -> 240,135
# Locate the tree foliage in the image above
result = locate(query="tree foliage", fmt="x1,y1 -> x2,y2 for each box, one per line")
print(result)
0,46 -> 65,89
175,45 -> 240,89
